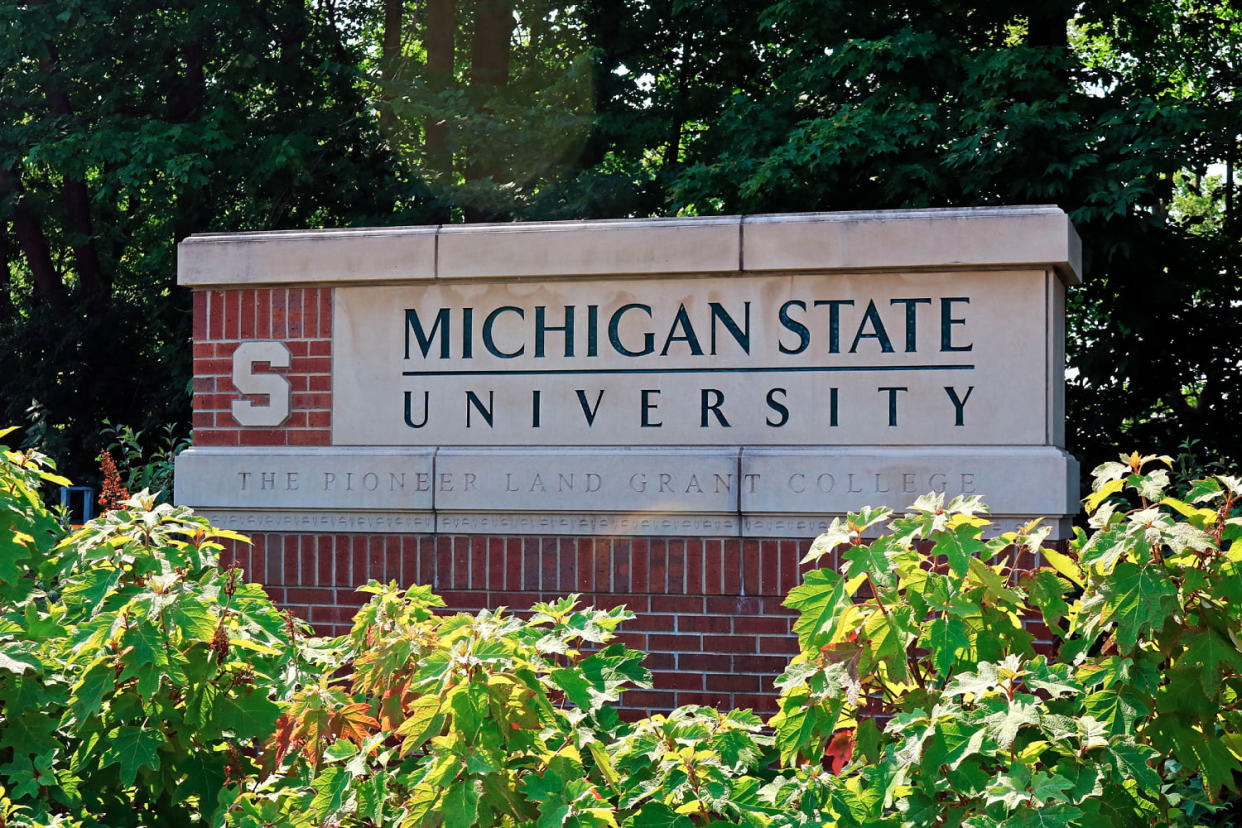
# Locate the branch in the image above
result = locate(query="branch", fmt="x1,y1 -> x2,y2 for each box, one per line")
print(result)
38,40 -> 108,297
0,167 -> 69,312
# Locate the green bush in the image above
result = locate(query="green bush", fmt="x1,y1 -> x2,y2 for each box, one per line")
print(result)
2,431 -> 1241,826
765,454 -> 1242,826
0,428 -> 311,827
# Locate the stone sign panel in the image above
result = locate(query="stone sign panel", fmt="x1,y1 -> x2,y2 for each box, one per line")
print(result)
176,207 -> 1081,537
334,270 -> 1046,446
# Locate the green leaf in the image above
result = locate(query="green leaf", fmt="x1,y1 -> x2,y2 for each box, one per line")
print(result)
1041,546 -> 1083,587
628,802 -> 693,828
0,650 -> 40,675
1086,478 -> 1125,513
985,767 -> 1032,810
210,690 -> 281,739
1079,526 -> 1129,573
967,558 -> 1022,606
551,667 -> 596,711
1027,770 -> 1075,805
1100,562 -> 1178,653
310,765 -> 349,820
1026,661 -> 1079,699
1185,737 -> 1242,800
537,800 -> 571,828
933,522 -> 985,578
946,662 -> 1002,700
1083,688 -> 1142,737
1130,469 -> 1170,501
398,694 -> 446,753
920,615 -> 970,676
1020,569 -> 1070,628
922,721 -> 986,772
1177,629 -> 1242,696
174,751 -> 228,821
1109,740 -> 1161,791
444,779 -> 481,828
167,601 -> 221,641
448,681 -> 489,741
855,718 -> 882,764
1003,804 -> 1084,827
771,692 -> 840,766
67,659 -> 115,722
98,725 -> 164,786
1187,478 -> 1223,504
984,697 -> 1040,750
843,534 -> 902,588
785,568 -> 853,649
522,767 -> 567,803
860,603 -> 916,682
802,519 -> 853,565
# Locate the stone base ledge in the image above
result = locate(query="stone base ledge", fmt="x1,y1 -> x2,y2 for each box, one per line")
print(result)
742,514 -> 1073,539
177,445 -> 1078,539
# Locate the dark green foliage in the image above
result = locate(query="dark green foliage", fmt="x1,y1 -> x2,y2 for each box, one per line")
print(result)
768,453 -> 1242,825
0,0 -> 405,479
4,2 -> 1239,477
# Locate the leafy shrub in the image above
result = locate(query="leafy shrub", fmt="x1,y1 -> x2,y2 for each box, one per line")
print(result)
0,428 -> 309,827
762,453 -> 1242,826
220,587 -> 651,827
3,432 -> 1242,827
100,420 -> 191,504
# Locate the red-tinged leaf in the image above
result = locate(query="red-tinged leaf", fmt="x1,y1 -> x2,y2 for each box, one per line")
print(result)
291,708 -> 336,766
335,702 -> 380,745
824,728 -> 855,774
378,681 -> 408,732
263,713 -> 299,772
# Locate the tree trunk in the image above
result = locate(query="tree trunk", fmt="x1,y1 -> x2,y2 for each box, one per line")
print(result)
1027,8 -> 1069,49
469,0 -> 512,91
0,233 -> 14,324
464,0 -> 513,222
170,33 -> 209,244
0,169 -> 69,312
380,0 -> 405,130
1226,145 -> 1235,234
579,0 -> 626,172
39,44 -> 108,296
663,65 -> 688,168
425,0 -> 455,183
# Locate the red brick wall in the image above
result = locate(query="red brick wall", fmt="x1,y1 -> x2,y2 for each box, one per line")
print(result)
192,287 -> 333,446
217,534 -> 817,716
194,285 -> 1056,717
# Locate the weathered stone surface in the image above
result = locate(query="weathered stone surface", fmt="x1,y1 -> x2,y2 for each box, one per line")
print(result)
333,269 -> 1058,447
177,207 -> 1083,537
175,448 -> 435,511
741,207 -> 1082,285
179,226 -> 436,287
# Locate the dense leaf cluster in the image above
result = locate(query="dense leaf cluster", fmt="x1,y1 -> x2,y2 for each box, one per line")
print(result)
3,432 -> 1242,825
769,454 -> 1242,825
0,427 -> 308,826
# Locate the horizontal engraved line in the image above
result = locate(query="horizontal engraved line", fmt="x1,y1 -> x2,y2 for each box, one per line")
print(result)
400,364 -> 975,377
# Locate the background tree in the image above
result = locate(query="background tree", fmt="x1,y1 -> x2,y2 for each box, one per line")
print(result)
0,0 -> 404,479
2,0 -> 1238,489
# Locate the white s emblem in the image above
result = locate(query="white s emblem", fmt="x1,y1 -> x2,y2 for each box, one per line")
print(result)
230,341 -> 292,427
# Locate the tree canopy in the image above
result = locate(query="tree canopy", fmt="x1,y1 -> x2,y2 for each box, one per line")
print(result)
2,0 -> 1239,483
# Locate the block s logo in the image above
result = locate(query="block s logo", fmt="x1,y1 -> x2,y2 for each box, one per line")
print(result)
230,341 -> 292,427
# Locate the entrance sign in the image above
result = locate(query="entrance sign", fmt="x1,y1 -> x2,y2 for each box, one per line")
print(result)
339,270 -> 1038,446
176,207 -> 1082,537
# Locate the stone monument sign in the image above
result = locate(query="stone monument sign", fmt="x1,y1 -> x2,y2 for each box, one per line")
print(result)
177,206 -> 1080,537
174,206 -> 1081,715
